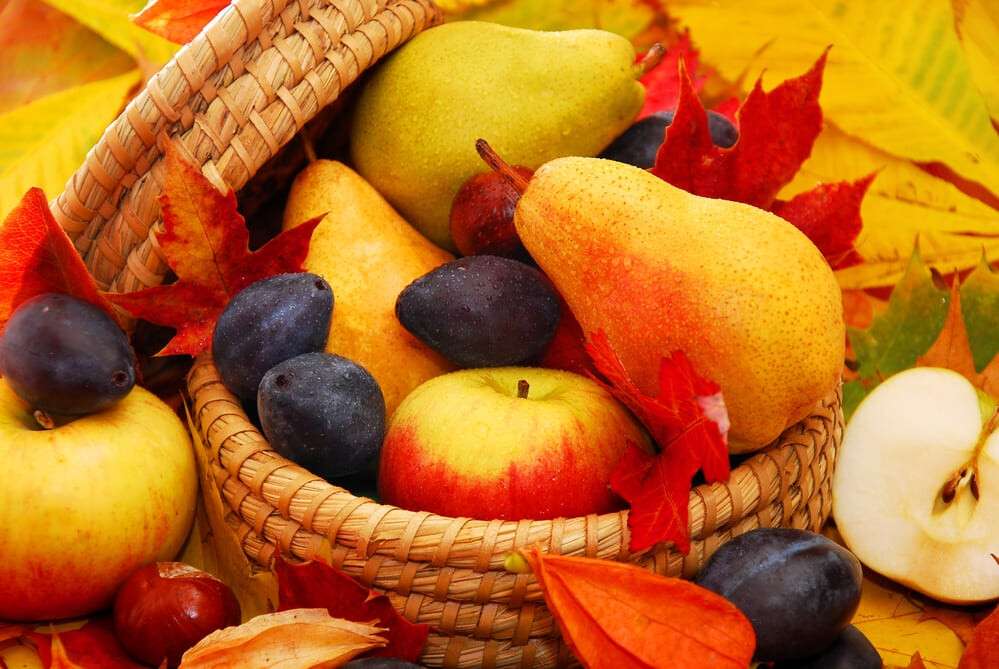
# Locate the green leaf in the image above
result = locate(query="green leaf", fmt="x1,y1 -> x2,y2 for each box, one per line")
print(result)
842,379 -> 868,422
41,0 -> 177,64
849,249 -> 950,387
961,255 -> 999,372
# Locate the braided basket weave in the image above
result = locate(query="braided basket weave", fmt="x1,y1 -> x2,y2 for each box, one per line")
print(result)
53,1 -> 844,666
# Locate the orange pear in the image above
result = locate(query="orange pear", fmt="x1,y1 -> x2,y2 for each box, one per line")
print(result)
282,160 -> 454,416
513,157 -> 844,451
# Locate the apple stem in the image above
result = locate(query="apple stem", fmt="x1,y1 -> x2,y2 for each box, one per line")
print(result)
633,43 -> 666,79
517,379 -> 530,399
476,140 -> 530,194
33,409 -> 55,430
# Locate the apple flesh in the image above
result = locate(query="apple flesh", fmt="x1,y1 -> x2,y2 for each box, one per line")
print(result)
378,367 -> 648,520
0,380 -> 198,621
833,367 -> 999,604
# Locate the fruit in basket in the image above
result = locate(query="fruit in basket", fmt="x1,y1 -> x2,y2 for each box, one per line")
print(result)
695,528 -> 863,662
599,110 -> 739,168
0,293 -> 135,416
512,156 -> 843,451
282,160 -> 454,416
773,625 -> 881,669
0,380 -> 197,620
396,255 -> 559,368
258,352 -> 386,481
113,562 -> 241,668
379,367 -> 648,520
343,660 -> 423,668
213,273 -> 333,407
351,21 -> 645,250
833,367 -> 999,604
450,166 -> 533,258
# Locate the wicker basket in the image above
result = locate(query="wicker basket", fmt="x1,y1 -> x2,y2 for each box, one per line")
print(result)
52,0 -> 844,666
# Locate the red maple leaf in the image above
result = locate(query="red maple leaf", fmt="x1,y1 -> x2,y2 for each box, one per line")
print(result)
275,557 -> 428,662
771,174 -> 875,269
108,142 -> 321,356
585,331 -> 729,554
539,297 -> 596,377
652,52 -> 827,209
638,31 -> 702,119
133,0 -> 228,44
0,188 -> 116,332
958,604 -> 999,669
651,50 -> 870,268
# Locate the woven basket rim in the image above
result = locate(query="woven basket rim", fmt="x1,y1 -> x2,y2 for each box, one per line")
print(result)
189,351 -> 842,562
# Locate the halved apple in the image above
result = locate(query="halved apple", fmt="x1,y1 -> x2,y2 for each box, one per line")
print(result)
833,367 -> 998,604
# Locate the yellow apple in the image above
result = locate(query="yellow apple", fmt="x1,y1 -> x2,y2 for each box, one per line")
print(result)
0,380 -> 198,620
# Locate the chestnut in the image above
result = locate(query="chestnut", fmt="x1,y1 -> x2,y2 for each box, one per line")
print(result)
113,562 -> 241,668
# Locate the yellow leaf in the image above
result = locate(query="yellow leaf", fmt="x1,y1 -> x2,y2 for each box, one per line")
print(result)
669,0 -> 999,194
953,0 -> 999,122
853,577 -> 966,669
0,643 -> 43,669
0,70 -> 139,219
40,0 -> 177,64
179,609 -> 385,669
0,0 -> 135,114
779,124 -> 999,289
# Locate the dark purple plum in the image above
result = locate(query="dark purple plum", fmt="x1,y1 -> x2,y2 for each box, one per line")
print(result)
395,255 -> 559,368
599,110 -> 739,168
213,273 -> 332,406
774,625 -> 881,669
0,293 -> 135,415
258,352 -> 385,481
695,528 -> 863,662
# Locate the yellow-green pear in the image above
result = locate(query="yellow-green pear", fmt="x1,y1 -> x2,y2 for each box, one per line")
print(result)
513,157 -> 844,452
282,160 -> 454,416
350,21 -> 645,250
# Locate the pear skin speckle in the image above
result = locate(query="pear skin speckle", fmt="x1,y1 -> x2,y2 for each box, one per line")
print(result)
517,157 -> 845,451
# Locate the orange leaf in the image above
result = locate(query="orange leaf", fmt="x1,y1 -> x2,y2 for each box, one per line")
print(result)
49,633 -> 83,669
895,651 -> 928,669
916,279 -> 978,381
31,619 -> 144,669
108,142 -> 321,356
179,608 -> 385,668
133,0 -> 229,44
0,188 -> 114,332
959,607 -> 999,669
919,601 -> 994,646
525,549 -> 755,669
275,557 -> 428,662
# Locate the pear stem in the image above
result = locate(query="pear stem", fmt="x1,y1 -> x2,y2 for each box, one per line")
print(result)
476,140 -> 530,194
634,43 -> 666,78
517,379 -> 530,399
